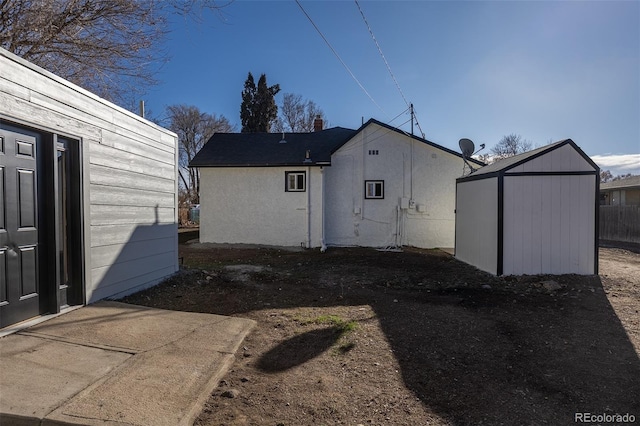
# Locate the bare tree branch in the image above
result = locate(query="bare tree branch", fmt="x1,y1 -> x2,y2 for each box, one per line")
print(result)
491,134 -> 532,161
0,0 -> 230,107
167,104 -> 235,204
273,93 -> 326,132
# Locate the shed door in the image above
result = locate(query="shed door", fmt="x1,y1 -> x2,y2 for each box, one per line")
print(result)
0,129 -> 42,327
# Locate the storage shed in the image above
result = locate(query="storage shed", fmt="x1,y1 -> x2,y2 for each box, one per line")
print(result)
1,48 -> 179,329
455,139 -> 599,276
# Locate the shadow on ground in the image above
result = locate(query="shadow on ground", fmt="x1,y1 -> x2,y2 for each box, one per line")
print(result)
257,326 -> 344,372
373,276 -> 639,424
123,243 -> 640,425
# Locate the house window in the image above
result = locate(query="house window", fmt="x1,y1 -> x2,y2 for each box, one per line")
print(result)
368,149 -> 379,155
365,180 -> 384,199
285,171 -> 306,192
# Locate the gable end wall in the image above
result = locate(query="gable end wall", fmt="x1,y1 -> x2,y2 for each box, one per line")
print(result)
325,123 -> 466,248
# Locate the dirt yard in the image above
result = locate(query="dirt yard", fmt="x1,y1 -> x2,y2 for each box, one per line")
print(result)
122,233 -> 640,425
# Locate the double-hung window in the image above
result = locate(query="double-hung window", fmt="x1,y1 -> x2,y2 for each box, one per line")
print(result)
285,171 -> 306,192
365,180 -> 384,199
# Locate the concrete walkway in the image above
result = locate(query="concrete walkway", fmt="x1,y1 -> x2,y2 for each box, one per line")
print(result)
0,301 -> 256,426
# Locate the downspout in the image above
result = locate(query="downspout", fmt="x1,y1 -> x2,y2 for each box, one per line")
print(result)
359,129 -> 367,213
395,205 -> 401,247
321,167 -> 327,252
361,127 -> 366,218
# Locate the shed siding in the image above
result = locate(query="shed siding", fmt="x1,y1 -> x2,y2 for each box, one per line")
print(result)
503,175 -> 595,275
455,178 -> 498,274
199,167 -> 323,247
325,123 -> 464,248
0,49 -> 178,303
506,144 -> 594,174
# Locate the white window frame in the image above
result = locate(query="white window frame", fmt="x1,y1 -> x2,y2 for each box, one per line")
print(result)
365,180 -> 384,199
285,171 -> 306,192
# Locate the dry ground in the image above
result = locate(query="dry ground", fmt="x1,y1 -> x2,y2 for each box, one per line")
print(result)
122,232 -> 640,425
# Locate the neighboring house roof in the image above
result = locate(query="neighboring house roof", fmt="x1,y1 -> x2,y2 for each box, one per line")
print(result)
189,127 -> 358,167
600,175 -> 640,190
457,139 -> 599,182
358,119 -> 485,166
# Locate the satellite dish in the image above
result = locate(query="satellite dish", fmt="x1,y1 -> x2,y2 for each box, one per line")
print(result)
459,138 -> 477,174
459,138 -> 475,159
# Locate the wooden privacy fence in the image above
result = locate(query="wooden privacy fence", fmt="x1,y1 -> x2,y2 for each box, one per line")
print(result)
599,205 -> 640,244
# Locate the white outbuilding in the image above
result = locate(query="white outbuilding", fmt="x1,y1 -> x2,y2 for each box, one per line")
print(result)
455,140 -> 599,276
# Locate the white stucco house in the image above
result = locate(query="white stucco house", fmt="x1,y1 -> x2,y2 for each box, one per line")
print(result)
1,48 -> 179,329
455,139 -> 599,276
190,118 -> 483,250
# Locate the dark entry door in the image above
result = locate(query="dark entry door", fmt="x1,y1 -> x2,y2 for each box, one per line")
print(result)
0,129 -> 41,327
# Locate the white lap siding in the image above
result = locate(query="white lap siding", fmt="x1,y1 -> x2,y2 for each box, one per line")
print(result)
0,48 -> 179,303
88,135 -> 177,300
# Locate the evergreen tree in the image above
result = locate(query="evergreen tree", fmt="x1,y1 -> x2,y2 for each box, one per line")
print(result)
240,72 -> 280,132
240,73 -> 258,132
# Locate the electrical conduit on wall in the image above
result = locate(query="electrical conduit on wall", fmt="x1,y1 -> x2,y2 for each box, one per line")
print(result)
307,165 -> 311,248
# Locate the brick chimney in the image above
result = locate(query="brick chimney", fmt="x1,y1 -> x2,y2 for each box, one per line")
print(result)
313,115 -> 323,132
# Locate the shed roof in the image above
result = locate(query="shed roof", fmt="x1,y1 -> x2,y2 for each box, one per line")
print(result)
457,139 -> 598,182
600,175 -> 640,190
189,127 -> 358,167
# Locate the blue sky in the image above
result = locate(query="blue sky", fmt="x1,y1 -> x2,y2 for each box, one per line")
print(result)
145,0 -> 640,176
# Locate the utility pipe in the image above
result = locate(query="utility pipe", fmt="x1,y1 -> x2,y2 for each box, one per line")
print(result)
320,167 -> 327,252
307,165 -> 311,248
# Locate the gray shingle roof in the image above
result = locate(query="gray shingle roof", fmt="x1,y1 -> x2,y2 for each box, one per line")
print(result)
189,118 -> 486,168
600,175 -> 640,190
189,127 -> 358,167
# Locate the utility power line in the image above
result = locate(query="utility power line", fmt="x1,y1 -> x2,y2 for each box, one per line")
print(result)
295,0 -> 387,117
354,0 -> 426,138
354,0 -> 409,108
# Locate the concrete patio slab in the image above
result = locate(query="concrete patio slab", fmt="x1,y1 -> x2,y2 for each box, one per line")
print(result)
0,301 -> 256,426
0,335 -> 131,425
